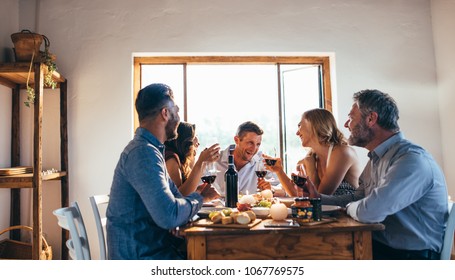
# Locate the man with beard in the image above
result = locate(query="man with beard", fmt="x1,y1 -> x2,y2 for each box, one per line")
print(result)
304,89 -> 448,260
106,83 -> 220,260
212,121 -> 280,196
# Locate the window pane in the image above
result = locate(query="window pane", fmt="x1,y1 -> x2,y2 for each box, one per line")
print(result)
141,65 -> 185,115
186,65 -> 279,153
281,64 -> 321,174
140,61 -> 326,182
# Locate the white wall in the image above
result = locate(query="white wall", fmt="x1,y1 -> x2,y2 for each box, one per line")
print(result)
1,0 -> 452,259
431,0 -> 455,200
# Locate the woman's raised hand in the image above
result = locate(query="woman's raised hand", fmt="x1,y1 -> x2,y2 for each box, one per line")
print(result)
199,143 -> 221,162
262,153 -> 283,172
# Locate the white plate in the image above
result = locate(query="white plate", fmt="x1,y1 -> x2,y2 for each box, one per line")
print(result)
277,197 -> 295,207
322,205 -> 341,213
202,199 -> 224,207
251,207 -> 270,217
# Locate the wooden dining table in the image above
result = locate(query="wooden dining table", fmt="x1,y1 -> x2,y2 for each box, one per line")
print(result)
184,210 -> 385,260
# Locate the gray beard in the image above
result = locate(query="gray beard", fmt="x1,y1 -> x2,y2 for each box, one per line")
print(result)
348,123 -> 374,148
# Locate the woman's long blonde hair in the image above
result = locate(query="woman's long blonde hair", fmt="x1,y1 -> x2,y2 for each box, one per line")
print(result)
303,108 -> 347,146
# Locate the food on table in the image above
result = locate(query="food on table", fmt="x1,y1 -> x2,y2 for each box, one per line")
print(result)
239,194 -> 256,205
244,210 -> 256,221
261,189 -> 273,199
278,197 -> 295,208
210,211 -> 223,223
237,203 -> 252,211
255,200 -> 272,208
237,193 -> 294,220
206,207 -> 257,225
222,208 -> 232,217
294,197 -> 311,207
270,203 -> 288,221
251,207 -> 269,217
238,192 -> 274,209
208,210 -> 218,219
236,212 -> 251,225
230,211 -> 240,223
221,216 -> 233,225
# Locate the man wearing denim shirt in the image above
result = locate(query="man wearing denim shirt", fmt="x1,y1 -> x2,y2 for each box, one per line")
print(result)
106,83 -> 220,260
305,89 -> 448,260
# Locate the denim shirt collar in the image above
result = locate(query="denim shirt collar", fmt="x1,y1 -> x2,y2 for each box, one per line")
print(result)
136,127 -> 165,153
368,131 -> 403,160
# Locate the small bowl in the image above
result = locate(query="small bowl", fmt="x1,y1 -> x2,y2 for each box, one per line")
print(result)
251,207 -> 270,217
278,197 -> 295,208
265,159 -> 277,166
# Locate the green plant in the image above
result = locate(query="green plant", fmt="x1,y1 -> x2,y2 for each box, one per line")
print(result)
24,51 -> 35,107
43,42 -> 57,89
24,35 -> 57,107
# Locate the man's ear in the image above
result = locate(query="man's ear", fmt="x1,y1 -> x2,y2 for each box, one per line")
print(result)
234,135 -> 240,145
367,111 -> 378,127
160,107 -> 169,121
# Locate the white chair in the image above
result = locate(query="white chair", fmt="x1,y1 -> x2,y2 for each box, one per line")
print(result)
53,202 -> 91,260
441,201 -> 455,260
89,194 -> 109,260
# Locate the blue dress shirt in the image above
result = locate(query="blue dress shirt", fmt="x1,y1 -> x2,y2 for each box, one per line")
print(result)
322,132 -> 448,252
106,128 -> 203,259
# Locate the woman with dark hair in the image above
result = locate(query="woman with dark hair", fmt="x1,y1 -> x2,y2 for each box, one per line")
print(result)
265,108 -> 361,196
165,122 -> 220,196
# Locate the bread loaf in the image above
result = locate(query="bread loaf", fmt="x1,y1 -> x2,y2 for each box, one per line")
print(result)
236,212 -> 251,225
210,212 -> 222,224
244,210 -> 256,222
230,211 -> 240,223
221,216 -> 233,225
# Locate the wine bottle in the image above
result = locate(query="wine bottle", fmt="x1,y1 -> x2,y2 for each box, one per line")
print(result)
225,144 -> 238,208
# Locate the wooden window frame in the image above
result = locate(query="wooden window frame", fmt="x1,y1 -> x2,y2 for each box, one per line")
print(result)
133,55 -> 332,130
133,55 -> 332,167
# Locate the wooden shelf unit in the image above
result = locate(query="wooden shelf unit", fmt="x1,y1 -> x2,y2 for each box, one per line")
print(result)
0,172 -> 67,189
0,62 -> 69,260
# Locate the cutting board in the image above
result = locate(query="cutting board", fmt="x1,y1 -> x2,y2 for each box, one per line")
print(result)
193,218 -> 262,229
263,219 -> 300,228
294,217 -> 337,226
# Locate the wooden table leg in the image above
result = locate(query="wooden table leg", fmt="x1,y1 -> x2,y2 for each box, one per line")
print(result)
353,231 -> 373,260
187,235 -> 207,260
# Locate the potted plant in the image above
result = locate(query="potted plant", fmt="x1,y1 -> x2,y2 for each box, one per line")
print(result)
11,30 -> 58,107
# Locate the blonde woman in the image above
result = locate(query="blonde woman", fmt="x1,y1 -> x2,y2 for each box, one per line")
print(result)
266,108 -> 361,196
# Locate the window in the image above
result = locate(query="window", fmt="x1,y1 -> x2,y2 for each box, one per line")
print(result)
134,55 -> 332,173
